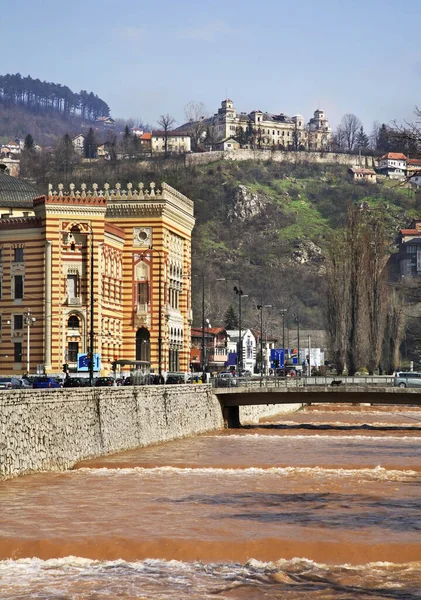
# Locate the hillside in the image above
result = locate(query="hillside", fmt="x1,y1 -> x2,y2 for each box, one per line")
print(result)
28,158 -> 415,335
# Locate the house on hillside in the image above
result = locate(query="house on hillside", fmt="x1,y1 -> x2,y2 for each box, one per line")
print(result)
377,152 -> 407,179
398,220 -> 421,277
72,134 -> 85,154
95,116 -> 115,126
151,131 -> 191,154
406,158 -> 421,187
348,167 -> 377,183
130,127 -> 144,137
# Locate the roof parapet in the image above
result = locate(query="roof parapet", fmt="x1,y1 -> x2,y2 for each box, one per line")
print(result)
43,181 -> 193,212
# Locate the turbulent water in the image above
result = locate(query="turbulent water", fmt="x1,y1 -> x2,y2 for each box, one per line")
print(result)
1,404 -> 421,598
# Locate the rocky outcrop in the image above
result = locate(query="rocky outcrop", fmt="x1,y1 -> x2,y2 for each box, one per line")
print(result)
227,185 -> 267,222
291,238 -> 323,265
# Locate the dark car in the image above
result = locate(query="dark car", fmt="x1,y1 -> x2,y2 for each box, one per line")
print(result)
63,377 -> 90,388
94,377 -> 115,387
166,373 -> 185,384
33,376 -> 62,389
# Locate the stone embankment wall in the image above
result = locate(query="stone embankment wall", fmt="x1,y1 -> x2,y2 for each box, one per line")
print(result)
186,149 -> 376,168
0,385 -> 301,480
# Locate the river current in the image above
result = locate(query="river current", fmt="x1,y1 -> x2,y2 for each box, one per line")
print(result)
1,403 -> 421,599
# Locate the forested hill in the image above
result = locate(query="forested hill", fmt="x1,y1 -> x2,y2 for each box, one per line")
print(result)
39,158 -> 418,333
0,73 -> 109,120
0,73 -> 111,145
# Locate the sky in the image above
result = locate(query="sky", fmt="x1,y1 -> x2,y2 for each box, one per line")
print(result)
1,0 -> 420,133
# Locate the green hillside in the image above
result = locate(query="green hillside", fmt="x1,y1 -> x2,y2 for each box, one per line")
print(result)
33,158 -> 417,334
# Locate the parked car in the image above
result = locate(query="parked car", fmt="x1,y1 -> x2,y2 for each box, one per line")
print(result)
63,377 -> 90,388
165,373 -> 185,384
393,371 -> 421,388
33,376 -> 62,389
0,377 -> 31,390
94,377 -> 115,387
215,372 -> 237,387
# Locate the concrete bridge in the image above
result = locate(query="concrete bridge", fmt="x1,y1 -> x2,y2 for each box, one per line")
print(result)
214,384 -> 421,427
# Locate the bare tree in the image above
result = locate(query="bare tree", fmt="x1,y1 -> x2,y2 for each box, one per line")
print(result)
340,113 -> 362,152
184,101 -> 208,151
157,113 -> 176,156
382,288 -> 406,374
325,205 -> 393,375
331,125 -> 346,152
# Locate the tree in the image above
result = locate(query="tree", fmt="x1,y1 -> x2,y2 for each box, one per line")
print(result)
376,124 -> 391,154
54,132 -> 80,175
224,305 -> 239,329
339,113 -> 362,151
184,101 -> 208,151
325,205 -> 392,375
24,134 -> 35,151
157,113 -> 175,156
83,127 -> 97,159
235,126 -> 248,148
355,126 -> 369,151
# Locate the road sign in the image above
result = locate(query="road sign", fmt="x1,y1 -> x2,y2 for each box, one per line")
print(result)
77,353 -> 101,372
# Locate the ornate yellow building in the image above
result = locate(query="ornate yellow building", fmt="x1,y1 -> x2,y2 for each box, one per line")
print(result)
0,182 -> 195,376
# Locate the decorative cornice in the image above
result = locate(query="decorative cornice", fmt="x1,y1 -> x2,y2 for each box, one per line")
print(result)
0,216 -> 42,229
44,181 -> 194,215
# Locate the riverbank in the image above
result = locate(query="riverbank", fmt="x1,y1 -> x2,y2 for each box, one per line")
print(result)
0,385 -> 301,480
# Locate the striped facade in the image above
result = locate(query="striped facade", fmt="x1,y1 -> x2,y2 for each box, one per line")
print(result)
0,182 -> 194,376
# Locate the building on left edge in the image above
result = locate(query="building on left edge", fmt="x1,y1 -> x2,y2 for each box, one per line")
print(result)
0,181 -> 195,377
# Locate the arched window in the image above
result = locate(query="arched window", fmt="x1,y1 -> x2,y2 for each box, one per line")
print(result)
67,315 -> 80,329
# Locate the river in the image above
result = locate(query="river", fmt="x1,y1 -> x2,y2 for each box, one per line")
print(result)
1,403 -> 421,598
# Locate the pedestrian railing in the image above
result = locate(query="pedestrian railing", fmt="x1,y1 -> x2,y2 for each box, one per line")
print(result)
211,375 -> 396,389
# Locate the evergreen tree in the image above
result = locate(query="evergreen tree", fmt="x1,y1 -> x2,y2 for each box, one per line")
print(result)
83,127 -> 97,158
376,124 -> 390,154
355,126 -> 369,150
224,305 -> 239,329
24,133 -> 34,151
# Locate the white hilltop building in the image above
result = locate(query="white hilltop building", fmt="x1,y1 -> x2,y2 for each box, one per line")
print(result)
175,98 -> 332,151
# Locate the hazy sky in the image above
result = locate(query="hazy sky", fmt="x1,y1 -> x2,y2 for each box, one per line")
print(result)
1,0 -> 420,132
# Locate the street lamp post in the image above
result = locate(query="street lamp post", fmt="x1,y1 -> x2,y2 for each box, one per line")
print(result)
234,285 -> 248,374
257,304 -> 272,385
280,308 -> 287,368
217,278 -> 248,374
293,312 -> 300,373
24,308 -> 36,374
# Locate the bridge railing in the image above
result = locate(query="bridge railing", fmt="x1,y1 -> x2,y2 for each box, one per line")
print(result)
211,375 -> 396,389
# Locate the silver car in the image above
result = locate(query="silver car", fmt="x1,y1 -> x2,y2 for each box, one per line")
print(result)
394,372 -> 421,388
0,377 -> 31,390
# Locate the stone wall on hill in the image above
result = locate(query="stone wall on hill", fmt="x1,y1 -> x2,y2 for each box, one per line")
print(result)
186,149 -> 376,168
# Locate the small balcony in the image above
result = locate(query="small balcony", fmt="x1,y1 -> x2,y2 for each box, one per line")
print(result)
68,296 -> 82,306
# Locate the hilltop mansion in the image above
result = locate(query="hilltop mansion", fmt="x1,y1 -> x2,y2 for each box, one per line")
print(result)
187,99 -> 332,151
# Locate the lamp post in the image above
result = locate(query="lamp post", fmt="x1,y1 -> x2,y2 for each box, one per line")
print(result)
257,304 -> 272,385
217,278 -> 248,374
293,312 -> 300,373
233,285 -> 248,374
83,224 -> 95,387
280,308 -> 287,369
24,308 -> 36,374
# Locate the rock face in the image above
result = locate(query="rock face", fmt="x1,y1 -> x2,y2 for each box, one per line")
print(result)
228,185 -> 267,222
291,238 -> 323,265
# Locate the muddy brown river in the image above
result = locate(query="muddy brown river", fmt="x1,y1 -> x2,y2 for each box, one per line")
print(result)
1,403 -> 421,598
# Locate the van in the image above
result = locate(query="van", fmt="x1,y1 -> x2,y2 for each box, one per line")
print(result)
393,372 -> 421,388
